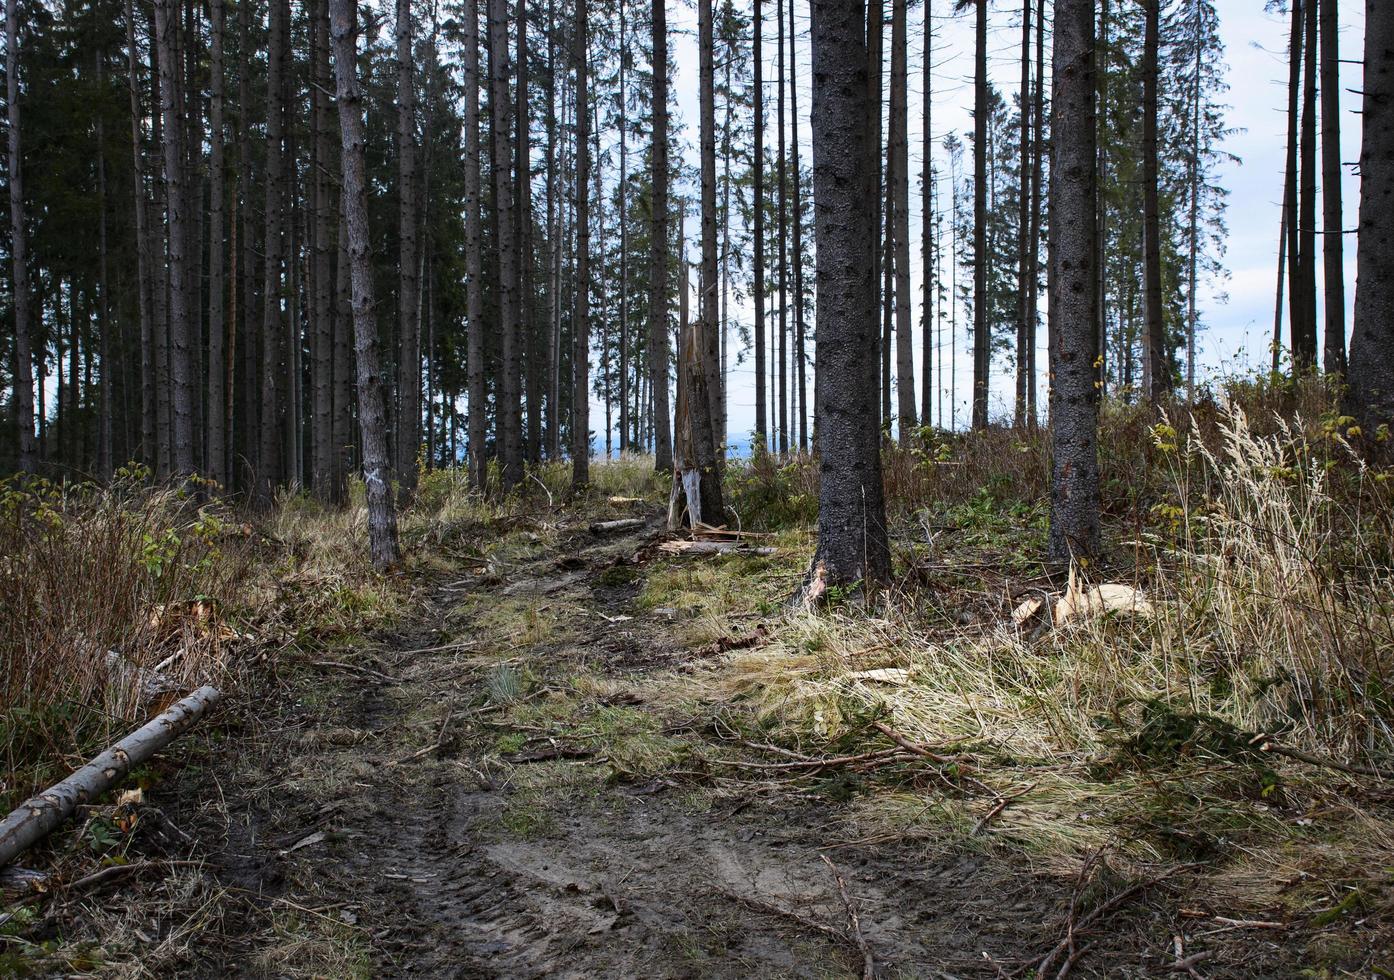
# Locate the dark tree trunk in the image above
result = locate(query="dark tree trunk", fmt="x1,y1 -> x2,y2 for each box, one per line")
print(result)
489,0 -> 524,487
464,0 -> 487,489
328,0 -> 401,569
1026,0 -> 1044,420
807,0 -> 890,592
618,1 -> 629,454
572,0 -> 591,487
789,0 -> 808,452
208,0 -> 227,487
1141,0 -> 1167,406
260,0 -> 288,501
396,0 -> 420,490
1013,0 -> 1031,426
312,0 -> 338,500
776,0 -> 788,454
753,0 -> 766,447
1296,0 -> 1319,371
648,0 -> 673,472
971,0 -> 989,429
124,0 -> 157,470
517,0 -> 539,466
1320,0 -> 1346,374
154,0 -> 195,476
1047,0 -> 1101,563
1284,0 -> 1303,370
7,0 -> 36,472
920,0 -> 933,427
1349,0 -> 1394,434
890,0 -> 915,434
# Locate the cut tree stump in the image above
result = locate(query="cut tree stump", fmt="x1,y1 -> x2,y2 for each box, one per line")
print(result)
0,685 -> 221,868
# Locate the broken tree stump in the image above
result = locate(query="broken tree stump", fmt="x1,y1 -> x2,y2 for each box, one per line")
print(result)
0,685 -> 221,868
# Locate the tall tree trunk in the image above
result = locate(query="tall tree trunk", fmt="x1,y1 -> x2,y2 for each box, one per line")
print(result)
868,0 -> 884,431
1348,0 -> 1394,435
312,0 -> 337,500
238,0 -> 257,491
154,0 -> 195,476
464,0 -> 487,489
807,0 -> 890,592
572,0 -> 591,487
260,0 -> 287,501
1141,0 -> 1167,406
1047,0 -> 1100,563
7,0 -> 35,472
1283,0 -> 1302,371
890,0 -> 915,435
125,0 -> 157,470
208,0 -> 227,487
490,0 -> 524,487
618,0 -> 630,454
753,0 -> 766,448
648,0 -> 673,472
1184,0 -> 1201,400
971,0 -> 988,429
1320,0 -> 1346,374
545,0 -> 561,461
1013,0 -> 1031,426
328,0 -> 401,569
1026,0 -> 1044,420
97,56 -> 113,480
776,0 -> 788,454
919,0 -> 933,428
789,0 -> 808,452
1296,0 -> 1319,370
395,0 -> 420,491
517,0 -> 540,465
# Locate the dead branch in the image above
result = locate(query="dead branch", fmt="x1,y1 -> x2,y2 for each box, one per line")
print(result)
820,854 -> 876,980
589,518 -> 645,534
713,885 -> 851,944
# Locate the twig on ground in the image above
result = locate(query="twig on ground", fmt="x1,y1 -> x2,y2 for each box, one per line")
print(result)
62,859 -> 203,898
971,784 -> 1035,836
713,885 -> 850,944
820,854 -> 876,980
309,660 -> 398,683
1254,736 -> 1394,780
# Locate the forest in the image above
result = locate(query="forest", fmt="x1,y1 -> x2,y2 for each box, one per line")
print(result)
1,0 -> 1393,974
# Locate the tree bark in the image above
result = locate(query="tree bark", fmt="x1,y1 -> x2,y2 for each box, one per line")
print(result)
329,0 -> 401,569
776,0 -> 789,454
1047,0 -> 1100,563
919,0 -> 933,428
1349,0 -> 1394,435
154,0 -> 195,476
1141,0 -> 1167,406
971,0 -> 989,429
648,0 -> 673,472
517,0 -> 539,466
490,0 -> 524,487
1013,0 -> 1032,426
464,0 -> 487,489
890,0 -> 915,435
753,0 -> 766,448
1295,0 -> 1320,371
260,0 -> 288,501
572,0 -> 591,488
6,0 -> 35,472
312,0 -> 338,501
1283,0 -> 1303,371
208,0 -> 227,488
395,0 -> 420,491
807,0 -> 890,592
1319,0 -> 1346,374
124,0 -> 157,471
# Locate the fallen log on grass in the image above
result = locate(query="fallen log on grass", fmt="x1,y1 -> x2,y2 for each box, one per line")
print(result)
589,518 -> 646,535
658,540 -> 778,557
0,686 -> 221,868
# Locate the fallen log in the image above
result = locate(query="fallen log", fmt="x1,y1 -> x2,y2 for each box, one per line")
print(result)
658,540 -> 778,557
0,686 -> 221,868
589,518 -> 645,535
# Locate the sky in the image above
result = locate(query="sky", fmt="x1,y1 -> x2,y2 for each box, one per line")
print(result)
619,0 -> 1368,446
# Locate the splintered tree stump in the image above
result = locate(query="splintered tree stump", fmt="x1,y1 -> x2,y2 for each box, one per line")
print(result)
0,686 -> 221,868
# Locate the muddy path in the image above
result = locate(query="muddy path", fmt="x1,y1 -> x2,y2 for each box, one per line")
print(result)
164,508 -> 1304,978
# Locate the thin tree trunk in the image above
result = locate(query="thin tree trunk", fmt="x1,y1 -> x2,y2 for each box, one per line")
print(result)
919,0 -> 933,428
1296,0 -> 1319,370
1013,0 -> 1031,426
260,0 -> 287,501
1185,0 -> 1201,400
868,0 -> 884,431
789,0 -> 808,452
1284,0 -> 1303,371
890,0 -> 915,434
97,57 -> 113,481
394,0 -> 420,490
807,0 -> 890,592
618,0 -> 630,454
208,0 -> 227,487
1320,0 -> 1346,374
517,0 -> 540,465
753,0 -> 766,448
328,0 -> 401,569
124,0 -> 156,470
1047,0 -> 1100,563
1141,0 -> 1167,406
311,0 -> 336,499
238,0 -> 257,491
464,0 -> 486,489
490,0 -> 524,487
648,0 -> 673,472
971,0 -> 989,429
572,0 -> 591,487
1026,0 -> 1044,420
7,0 -> 36,471
776,0 -> 788,454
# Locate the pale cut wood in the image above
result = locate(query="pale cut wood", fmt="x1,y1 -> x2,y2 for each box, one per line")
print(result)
0,686 -> 220,868
589,518 -> 645,534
